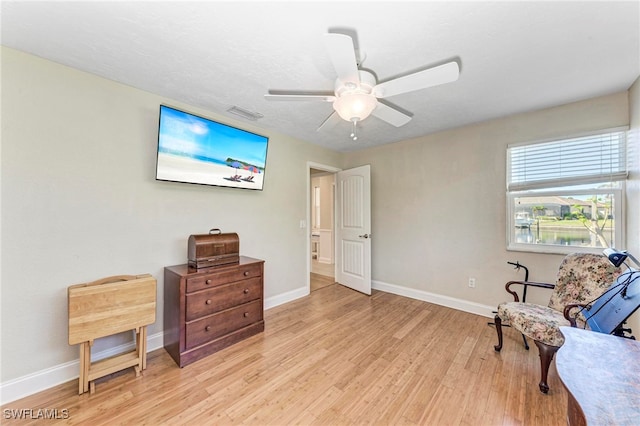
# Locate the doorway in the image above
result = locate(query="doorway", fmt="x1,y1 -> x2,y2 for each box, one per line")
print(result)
307,162 -> 372,295
307,163 -> 339,292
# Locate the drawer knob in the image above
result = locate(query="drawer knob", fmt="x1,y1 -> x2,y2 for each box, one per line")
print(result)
243,289 -> 249,294
243,312 -> 249,318
205,326 -> 211,332
206,279 -> 212,285
243,271 -> 249,276
206,299 -> 212,305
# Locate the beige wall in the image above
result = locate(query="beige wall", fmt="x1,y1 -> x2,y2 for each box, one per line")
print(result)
343,92 -> 631,309
626,76 -> 640,332
1,47 -> 342,382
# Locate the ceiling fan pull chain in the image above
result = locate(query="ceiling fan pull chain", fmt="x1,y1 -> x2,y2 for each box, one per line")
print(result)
350,120 -> 358,141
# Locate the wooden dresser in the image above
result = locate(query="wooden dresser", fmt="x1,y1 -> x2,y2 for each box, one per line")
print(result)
163,256 -> 264,367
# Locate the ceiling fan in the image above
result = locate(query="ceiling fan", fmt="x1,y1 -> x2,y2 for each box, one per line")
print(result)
265,33 -> 460,140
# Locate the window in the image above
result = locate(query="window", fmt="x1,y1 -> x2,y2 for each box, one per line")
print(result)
507,128 -> 627,254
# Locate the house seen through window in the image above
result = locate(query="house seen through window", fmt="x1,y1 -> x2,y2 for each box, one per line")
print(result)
507,128 -> 628,253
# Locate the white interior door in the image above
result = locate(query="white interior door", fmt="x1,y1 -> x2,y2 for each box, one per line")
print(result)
335,164 -> 371,295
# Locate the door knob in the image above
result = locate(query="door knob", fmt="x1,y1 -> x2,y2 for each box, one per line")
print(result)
358,233 -> 371,239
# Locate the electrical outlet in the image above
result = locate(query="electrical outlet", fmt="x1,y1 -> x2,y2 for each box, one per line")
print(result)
468,278 -> 476,288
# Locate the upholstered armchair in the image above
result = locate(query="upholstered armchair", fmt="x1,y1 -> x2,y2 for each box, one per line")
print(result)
493,253 -> 620,393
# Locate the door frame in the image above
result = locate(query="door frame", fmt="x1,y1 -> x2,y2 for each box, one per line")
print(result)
306,161 -> 341,294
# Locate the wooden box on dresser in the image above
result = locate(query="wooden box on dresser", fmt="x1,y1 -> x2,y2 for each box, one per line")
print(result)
163,256 -> 264,367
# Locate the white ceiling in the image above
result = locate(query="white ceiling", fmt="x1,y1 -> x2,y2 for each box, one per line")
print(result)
2,1 -> 639,152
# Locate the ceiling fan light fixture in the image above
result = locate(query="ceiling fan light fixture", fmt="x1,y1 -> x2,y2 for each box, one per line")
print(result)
333,93 -> 377,122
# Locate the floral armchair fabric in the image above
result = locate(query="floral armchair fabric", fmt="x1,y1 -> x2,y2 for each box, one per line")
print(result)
494,252 -> 620,393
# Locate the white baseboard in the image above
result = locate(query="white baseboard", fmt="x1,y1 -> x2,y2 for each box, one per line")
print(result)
264,286 -> 308,310
1,283 -> 488,406
0,332 -> 164,406
372,279 -> 495,319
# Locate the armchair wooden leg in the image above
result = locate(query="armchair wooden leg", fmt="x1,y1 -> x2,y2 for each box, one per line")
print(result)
533,340 -> 559,394
494,314 -> 503,352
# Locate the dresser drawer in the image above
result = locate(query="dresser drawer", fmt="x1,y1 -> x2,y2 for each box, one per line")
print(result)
185,277 -> 262,321
185,263 -> 262,293
185,299 -> 263,350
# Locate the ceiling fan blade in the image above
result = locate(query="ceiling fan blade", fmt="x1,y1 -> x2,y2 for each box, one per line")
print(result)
323,33 -> 360,86
371,103 -> 412,127
373,61 -> 459,98
264,94 -> 335,102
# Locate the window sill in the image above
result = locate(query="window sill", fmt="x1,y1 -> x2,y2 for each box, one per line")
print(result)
507,243 -> 606,256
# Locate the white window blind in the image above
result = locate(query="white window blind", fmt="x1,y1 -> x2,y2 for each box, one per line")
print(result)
507,129 -> 627,191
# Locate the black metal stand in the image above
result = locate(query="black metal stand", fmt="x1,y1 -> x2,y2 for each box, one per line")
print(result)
613,322 -> 635,339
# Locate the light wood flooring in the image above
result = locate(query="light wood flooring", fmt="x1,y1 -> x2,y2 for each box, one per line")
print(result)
2,285 -> 567,425
311,259 -> 335,292
311,273 -> 335,292
311,259 -> 334,279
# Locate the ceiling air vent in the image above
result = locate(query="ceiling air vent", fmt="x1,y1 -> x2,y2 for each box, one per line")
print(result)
226,106 -> 264,121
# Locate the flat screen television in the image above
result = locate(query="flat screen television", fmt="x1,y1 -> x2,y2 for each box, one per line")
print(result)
156,105 -> 269,190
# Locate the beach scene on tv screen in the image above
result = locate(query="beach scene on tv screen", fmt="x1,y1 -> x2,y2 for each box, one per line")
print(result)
156,106 -> 268,189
